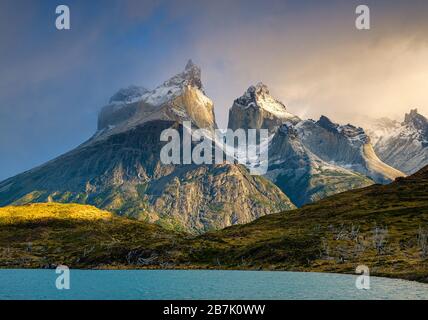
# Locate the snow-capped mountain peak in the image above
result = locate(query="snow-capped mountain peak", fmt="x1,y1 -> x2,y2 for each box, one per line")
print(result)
295,116 -> 404,183
94,60 -> 216,142
235,82 -> 297,120
316,116 -> 369,144
140,59 -> 204,107
163,59 -> 202,90
364,109 -> 428,174
337,124 -> 369,143
363,117 -> 400,146
316,115 -> 338,132
105,60 -> 204,111
228,82 -> 300,134
109,86 -> 149,105
368,109 -> 428,143
403,109 -> 428,133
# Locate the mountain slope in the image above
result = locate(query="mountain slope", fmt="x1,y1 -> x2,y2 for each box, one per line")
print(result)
0,62 -> 295,233
0,121 -> 294,234
366,109 -> 428,175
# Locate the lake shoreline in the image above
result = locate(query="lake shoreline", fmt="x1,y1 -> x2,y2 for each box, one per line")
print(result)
1,264 -> 427,284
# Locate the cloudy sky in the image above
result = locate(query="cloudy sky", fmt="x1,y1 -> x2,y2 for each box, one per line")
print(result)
0,0 -> 427,180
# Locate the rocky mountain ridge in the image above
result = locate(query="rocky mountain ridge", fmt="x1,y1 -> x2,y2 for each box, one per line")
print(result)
295,117 -> 403,184
266,122 -> 373,206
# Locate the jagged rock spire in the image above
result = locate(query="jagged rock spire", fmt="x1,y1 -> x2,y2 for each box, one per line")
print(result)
404,108 -> 427,126
161,59 -> 203,91
236,82 -> 271,106
183,59 -> 203,90
185,59 -> 196,70
247,82 -> 270,95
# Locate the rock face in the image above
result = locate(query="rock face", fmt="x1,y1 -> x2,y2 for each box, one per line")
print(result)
366,109 -> 428,175
97,85 -> 148,130
228,83 -> 300,134
266,124 -> 373,206
0,61 -> 295,234
296,117 -> 404,184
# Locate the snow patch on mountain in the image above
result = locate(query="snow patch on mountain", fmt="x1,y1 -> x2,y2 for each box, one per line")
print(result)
365,117 -> 401,146
141,59 -> 204,107
109,86 -> 149,105
93,60 -> 215,143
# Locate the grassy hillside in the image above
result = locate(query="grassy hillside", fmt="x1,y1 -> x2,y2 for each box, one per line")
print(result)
173,166 -> 428,282
0,203 -> 184,268
1,167 -> 428,283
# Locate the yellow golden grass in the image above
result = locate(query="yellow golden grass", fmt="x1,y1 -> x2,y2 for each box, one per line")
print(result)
0,202 -> 113,224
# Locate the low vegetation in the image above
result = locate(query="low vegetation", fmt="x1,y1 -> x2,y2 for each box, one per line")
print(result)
173,167 -> 428,282
0,203 -> 185,269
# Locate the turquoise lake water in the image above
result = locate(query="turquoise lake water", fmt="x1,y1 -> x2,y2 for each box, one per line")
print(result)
0,269 -> 427,300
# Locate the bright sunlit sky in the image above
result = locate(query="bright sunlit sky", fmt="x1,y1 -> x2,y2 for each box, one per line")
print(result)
0,0 -> 427,180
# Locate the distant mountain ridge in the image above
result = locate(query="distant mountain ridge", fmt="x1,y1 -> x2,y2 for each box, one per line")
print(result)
296,116 -> 403,183
365,109 -> 428,174
227,82 -> 404,205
